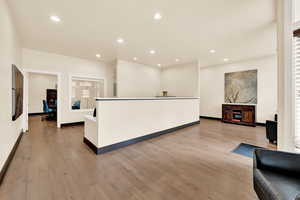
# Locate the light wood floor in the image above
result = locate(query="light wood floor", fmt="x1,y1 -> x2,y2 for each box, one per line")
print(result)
0,116 -> 276,200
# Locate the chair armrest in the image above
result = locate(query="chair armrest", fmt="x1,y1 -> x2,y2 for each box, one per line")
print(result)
253,168 -> 281,200
254,149 -> 300,176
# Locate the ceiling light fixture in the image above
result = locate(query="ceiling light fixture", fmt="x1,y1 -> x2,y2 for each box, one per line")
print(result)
210,49 -> 216,53
175,58 -> 180,62
149,50 -> 156,54
117,38 -> 124,43
133,57 -> 138,61
157,64 -> 161,67
223,58 -> 229,62
154,12 -> 162,20
50,15 -> 61,23
96,54 -> 101,58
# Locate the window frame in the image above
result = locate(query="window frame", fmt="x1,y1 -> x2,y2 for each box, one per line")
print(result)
69,75 -> 106,112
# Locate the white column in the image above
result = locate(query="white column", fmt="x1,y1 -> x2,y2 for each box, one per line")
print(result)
277,0 -> 294,151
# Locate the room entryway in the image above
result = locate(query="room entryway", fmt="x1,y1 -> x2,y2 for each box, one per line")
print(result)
24,70 -> 61,131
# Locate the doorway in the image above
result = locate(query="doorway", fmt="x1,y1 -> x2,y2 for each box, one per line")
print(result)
23,69 -> 61,131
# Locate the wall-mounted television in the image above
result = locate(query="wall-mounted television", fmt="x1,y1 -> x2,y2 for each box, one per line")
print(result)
12,64 -> 23,121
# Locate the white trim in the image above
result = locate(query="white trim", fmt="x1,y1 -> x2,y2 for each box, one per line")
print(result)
23,69 -> 61,76
72,76 -> 104,82
23,70 -> 28,131
71,109 -> 93,112
69,74 -> 106,112
23,68 -> 62,128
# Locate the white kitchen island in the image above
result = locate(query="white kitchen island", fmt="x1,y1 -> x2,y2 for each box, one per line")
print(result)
84,97 -> 200,154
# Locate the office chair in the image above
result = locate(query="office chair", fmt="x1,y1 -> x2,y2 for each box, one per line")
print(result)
72,100 -> 81,110
42,100 -> 55,121
266,120 -> 277,144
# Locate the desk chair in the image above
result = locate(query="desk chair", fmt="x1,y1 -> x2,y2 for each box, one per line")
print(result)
42,100 -> 56,121
72,100 -> 81,110
266,120 -> 277,144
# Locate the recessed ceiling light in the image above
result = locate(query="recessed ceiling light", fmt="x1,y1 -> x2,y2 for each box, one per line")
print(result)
96,54 -> 101,58
224,58 -> 229,62
117,38 -> 124,43
210,49 -> 216,53
154,12 -> 162,20
175,58 -> 180,62
133,57 -> 138,61
50,15 -> 61,22
157,64 -> 161,67
149,50 -> 156,54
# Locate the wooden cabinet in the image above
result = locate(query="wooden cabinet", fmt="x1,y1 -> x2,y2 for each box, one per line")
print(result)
223,110 -> 232,121
222,104 -> 256,126
242,111 -> 253,123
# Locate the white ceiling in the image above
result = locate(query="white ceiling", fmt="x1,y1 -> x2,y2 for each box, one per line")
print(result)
8,0 -> 277,67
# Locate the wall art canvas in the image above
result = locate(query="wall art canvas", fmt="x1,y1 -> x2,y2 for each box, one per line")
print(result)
12,64 -> 24,121
224,69 -> 257,104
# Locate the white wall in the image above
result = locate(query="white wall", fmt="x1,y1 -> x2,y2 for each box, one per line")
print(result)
106,60 -> 117,97
295,0 -> 300,22
22,48 -> 114,124
200,55 -> 277,123
116,60 -> 161,97
28,73 -> 57,113
0,0 -> 23,171
161,62 -> 199,97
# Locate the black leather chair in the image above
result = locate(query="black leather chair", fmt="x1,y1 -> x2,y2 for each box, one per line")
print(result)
266,120 -> 277,144
253,149 -> 300,200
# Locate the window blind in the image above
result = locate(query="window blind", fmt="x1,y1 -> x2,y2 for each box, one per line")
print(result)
295,33 -> 300,148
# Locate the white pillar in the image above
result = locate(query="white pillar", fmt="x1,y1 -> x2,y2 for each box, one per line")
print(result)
277,0 -> 294,151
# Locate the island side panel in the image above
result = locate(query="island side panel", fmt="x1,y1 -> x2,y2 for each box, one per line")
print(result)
97,99 -> 199,148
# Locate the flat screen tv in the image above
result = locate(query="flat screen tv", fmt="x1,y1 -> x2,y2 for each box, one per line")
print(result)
12,64 -> 23,121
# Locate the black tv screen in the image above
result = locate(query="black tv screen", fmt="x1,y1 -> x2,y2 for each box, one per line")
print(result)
12,65 -> 23,121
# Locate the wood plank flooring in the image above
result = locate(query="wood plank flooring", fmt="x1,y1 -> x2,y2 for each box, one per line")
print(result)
0,116 -> 275,200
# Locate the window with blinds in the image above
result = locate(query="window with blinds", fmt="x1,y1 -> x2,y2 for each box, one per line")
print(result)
294,30 -> 300,148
